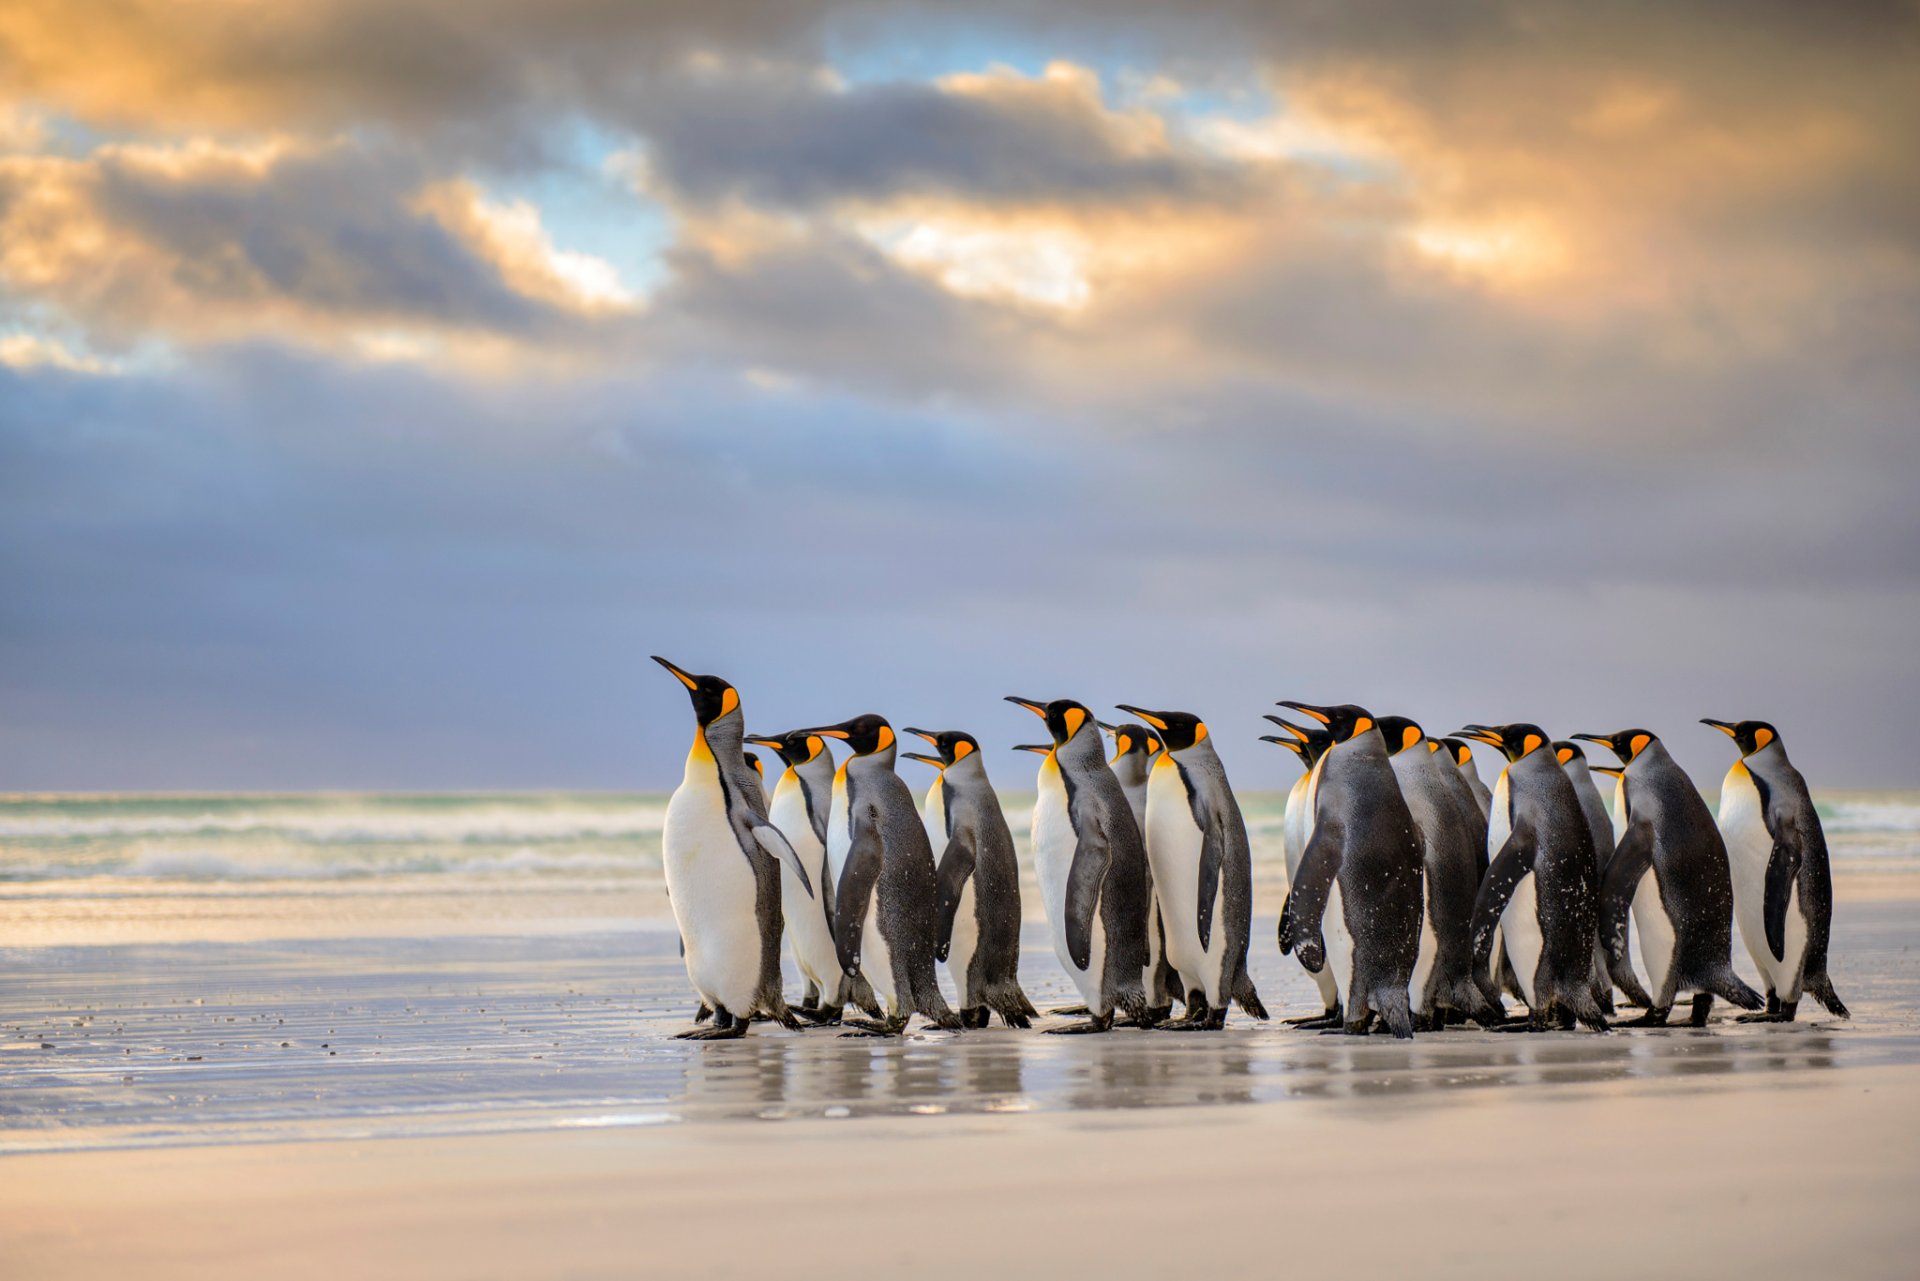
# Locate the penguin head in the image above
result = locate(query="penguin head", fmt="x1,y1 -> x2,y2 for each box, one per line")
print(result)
1262,714 -> 1332,765
743,730 -> 830,768
1570,728 -> 1658,764
1101,722 -> 1161,765
652,656 -> 741,728
1701,718 -> 1780,757
902,727 -> 980,768
1113,706 -> 1208,752
742,748 -> 764,781
1005,696 -> 1097,748
1278,701 -> 1377,745
806,714 -> 896,757
1552,739 -> 1586,767
1374,715 -> 1427,757
1450,723 -> 1551,762
1440,737 -> 1477,769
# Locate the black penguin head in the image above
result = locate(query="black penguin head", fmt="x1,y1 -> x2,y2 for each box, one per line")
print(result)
1552,740 -> 1586,767
1101,722 -> 1161,764
742,748 -> 763,780
1570,728 -> 1658,764
807,714 -> 895,757
902,727 -> 980,767
1701,718 -> 1780,757
1114,706 -> 1207,752
1263,715 -> 1332,765
1374,715 -> 1427,757
652,656 -> 740,727
1005,696 -> 1096,747
1278,701 -> 1377,745
744,730 -> 829,768
1451,723 -> 1551,762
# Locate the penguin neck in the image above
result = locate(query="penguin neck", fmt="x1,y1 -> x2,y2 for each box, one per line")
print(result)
1169,737 -> 1221,769
1109,752 -> 1148,789
1626,739 -> 1675,776
1743,740 -> 1792,781
846,747 -> 897,781
942,752 -> 987,790
1055,728 -> 1103,772
687,715 -> 742,778
793,751 -> 836,796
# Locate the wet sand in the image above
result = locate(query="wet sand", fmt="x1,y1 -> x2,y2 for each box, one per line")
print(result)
3,869 -> 1917,1276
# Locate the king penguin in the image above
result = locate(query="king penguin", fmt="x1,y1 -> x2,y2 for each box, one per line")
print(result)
1442,738 -> 1495,820
1275,702 -> 1423,1038
1450,723 -> 1609,1032
743,729 -> 880,1024
1554,740 -> 1650,1011
1374,716 -> 1491,1028
1571,728 -> 1764,1026
1260,718 -> 1346,1026
1104,722 -> 1181,1022
1006,697 -> 1152,1033
1702,719 -> 1848,1022
652,657 -> 813,1039
1115,704 -> 1267,1030
798,714 -> 961,1036
901,728 -> 1037,1028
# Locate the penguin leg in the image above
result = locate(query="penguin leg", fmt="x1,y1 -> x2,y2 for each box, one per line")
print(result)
1686,993 -> 1715,1027
796,1003 -> 844,1026
676,1007 -> 749,1040
1736,992 -> 1783,1023
1159,994 -> 1213,1031
801,980 -> 820,1011
1045,1011 -> 1114,1035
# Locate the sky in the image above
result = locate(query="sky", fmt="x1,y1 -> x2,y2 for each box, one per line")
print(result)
2,2 -> 1917,792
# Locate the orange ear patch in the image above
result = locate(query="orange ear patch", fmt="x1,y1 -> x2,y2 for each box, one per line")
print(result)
1753,727 -> 1774,751
1194,722 -> 1209,744
1352,716 -> 1374,738
717,686 -> 740,718
1522,733 -> 1542,757
1403,726 -> 1422,752
806,735 -> 824,760
1113,733 -> 1133,757
874,724 -> 895,752
1629,733 -> 1651,759
1556,745 -> 1574,764
1063,707 -> 1087,739
952,739 -> 974,761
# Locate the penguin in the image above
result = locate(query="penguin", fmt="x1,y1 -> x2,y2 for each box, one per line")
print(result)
1104,721 -> 1181,1022
743,730 -> 880,1024
796,714 -> 961,1036
1005,696 -> 1152,1033
1441,738 -> 1495,822
1373,716 -> 1491,1028
1570,728 -> 1764,1027
900,728 -> 1038,1028
1701,719 -> 1848,1023
1590,760 -> 1678,1020
1554,740 -> 1651,1011
1114,705 -> 1267,1030
1449,723 -> 1609,1032
1275,702 -> 1423,1039
1259,719 -> 1345,1027
652,657 -> 813,1039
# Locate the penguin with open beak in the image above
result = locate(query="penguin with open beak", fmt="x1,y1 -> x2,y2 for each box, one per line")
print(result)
1261,717 -> 1344,1026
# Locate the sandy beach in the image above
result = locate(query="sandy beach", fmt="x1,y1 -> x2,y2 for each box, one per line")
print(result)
3,792 -> 1917,1277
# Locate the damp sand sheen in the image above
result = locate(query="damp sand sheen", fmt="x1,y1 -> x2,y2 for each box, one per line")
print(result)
3,790 -> 1919,1278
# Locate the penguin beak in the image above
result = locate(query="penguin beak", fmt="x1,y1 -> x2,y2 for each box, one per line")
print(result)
1277,701 -> 1333,726
902,752 -> 944,768
1096,720 -> 1120,733
902,727 -> 940,745
1592,765 -> 1625,779
1259,735 -> 1304,753
1113,705 -> 1168,731
1700,719 -> 1738,737
1450,726 -> 1500,746
743,735 -> 784,750
651,655 -> 700,691
1262,714 -> 1312,741
1569,732 -> 1612,747
796,722 -> 853,741
1004,696 -> 1047,718
1011,743 -> 1052,756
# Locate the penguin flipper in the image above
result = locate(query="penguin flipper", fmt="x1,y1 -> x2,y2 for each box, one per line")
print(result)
1762,817 -> 1804,964
1064,820 -> 1113,972
1194,798 -> 1225,952
1469,831 -> 1536,1010
1277,820 -> 1344,972
833,815 -> 883,975
1598,818 -> 1654,975
752,824 -> 813,898
933,832 -> 978,962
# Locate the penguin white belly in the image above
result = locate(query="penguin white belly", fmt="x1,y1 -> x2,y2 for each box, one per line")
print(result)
1410,886 -> 1440,1012
769,776 -> 836,992
1719,765 -> 1809,999
1032,762 -> 1105,1011
824,769 -> 852,890
1487,770 -> 1515,1003
1288,767 -> 1346,1009
949,878 -> 980,1005
1324,883 -> 1354,1006
1500,876 -> 1543,1008
663,761 -> 763,1014
1146,763 -> 1226,1004
1632,876 -> 1675,1000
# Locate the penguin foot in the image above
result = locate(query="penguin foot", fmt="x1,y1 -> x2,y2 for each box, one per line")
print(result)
674,1021 -> 748,1040
1688,994 -> 1716,1027
1049,1005 -> 1091,1017
1045,1015 -> 1114,1035
1735,1010 -> 1796,1023
1287,1013 -> 1346,1030
1616,1009 -> 1672,1028
795,1006 -> 844,1026
1490,1020 -> 1541,1034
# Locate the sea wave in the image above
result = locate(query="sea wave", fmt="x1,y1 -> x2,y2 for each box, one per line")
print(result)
0,845 -> 651,883
0,801 -> 667,844
1819,799 -> 1920,834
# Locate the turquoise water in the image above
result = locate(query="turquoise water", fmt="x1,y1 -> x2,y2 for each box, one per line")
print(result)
0,789 -> 1913,883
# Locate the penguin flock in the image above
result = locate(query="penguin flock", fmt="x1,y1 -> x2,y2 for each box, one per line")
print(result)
652,657 -> 1848,1040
